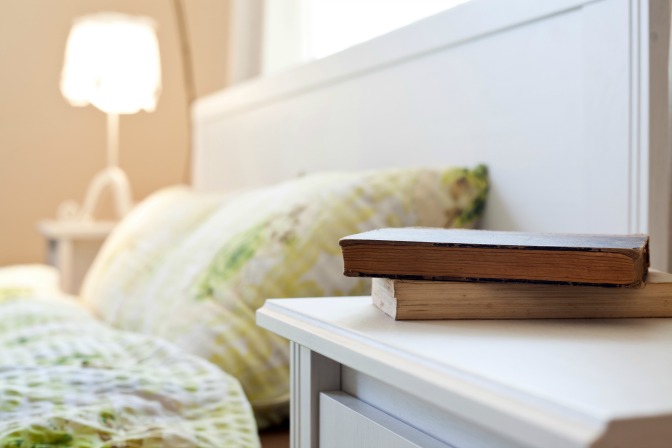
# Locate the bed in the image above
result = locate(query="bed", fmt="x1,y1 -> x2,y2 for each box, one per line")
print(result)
192,1 -> 671,444
1,0 -> 670,447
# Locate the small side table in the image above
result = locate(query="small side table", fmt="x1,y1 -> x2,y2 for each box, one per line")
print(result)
37,220 -> 116,295
257,296 -> 672,448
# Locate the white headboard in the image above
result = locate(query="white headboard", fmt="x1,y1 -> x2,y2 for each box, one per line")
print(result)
192,0 -> 671,269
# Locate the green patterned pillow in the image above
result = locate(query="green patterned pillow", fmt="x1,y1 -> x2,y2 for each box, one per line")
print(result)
81,186 -> 232,323
84,166 -> 489,427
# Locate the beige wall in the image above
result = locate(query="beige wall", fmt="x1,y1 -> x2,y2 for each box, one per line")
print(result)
0,0 -> 230,265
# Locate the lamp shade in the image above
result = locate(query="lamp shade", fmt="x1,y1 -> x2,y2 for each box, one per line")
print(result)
60,13 -> 161,115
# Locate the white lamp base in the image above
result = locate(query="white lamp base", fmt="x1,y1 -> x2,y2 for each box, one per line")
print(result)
58,166 -> 133,222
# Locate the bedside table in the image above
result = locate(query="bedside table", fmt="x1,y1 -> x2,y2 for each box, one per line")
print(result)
37,220 -> 115,295
257,296 -> 672,448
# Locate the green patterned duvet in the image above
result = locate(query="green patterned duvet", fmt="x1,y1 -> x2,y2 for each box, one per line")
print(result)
0,270 -> 259,448
0,166 -> 489,442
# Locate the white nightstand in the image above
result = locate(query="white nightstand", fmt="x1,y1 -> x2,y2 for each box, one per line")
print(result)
37,220 -> 115,295
257,296 -> 672,448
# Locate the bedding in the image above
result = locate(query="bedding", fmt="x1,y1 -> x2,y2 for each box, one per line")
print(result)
0,276 -> 259,448
80,165 -> 489,427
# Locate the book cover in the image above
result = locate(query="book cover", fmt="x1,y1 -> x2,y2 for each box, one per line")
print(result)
341,228 -> 650,287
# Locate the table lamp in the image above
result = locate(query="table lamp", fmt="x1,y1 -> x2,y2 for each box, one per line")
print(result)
59,12 -> 161,222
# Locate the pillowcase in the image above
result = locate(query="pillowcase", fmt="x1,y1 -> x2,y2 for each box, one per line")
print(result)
0,265 -> 62,301
83,166 -> 489,426
81,186 -> 232,322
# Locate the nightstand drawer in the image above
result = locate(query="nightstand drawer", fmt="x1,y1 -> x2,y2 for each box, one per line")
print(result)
319,392 -> 451,448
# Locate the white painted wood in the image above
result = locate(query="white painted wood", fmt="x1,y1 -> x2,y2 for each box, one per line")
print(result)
290,342 -> 340,448
37,220 -> 114,294
289,342 -> 301,448
195,0 -> 599,120
646,0 -> 672,270
257,297 -> 672,447
193,0 -> 671,270
341,366 -> 521,448
319,392 -> 452,448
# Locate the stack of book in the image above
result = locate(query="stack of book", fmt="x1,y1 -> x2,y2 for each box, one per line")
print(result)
339,228 -> 672,320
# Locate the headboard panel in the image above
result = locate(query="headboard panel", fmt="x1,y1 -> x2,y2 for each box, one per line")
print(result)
193,0 -> 671,269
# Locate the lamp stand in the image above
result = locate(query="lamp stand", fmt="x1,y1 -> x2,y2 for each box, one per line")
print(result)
106,112 -> 119,167
58,113 -> 133,222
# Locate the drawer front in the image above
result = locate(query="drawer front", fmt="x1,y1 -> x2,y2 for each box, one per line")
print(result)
341,366 -> 523,448
319,391 -> 452,448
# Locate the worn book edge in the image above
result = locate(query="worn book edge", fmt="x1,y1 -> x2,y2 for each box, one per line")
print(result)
341,228 -> 650,253
371,270 -> 672,320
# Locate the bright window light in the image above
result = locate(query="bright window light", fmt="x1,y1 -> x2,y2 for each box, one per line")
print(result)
303,0 -> 471,60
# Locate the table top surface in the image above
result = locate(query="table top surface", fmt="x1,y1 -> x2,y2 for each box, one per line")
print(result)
37,220 -> 117,239
258,296 -> 672,445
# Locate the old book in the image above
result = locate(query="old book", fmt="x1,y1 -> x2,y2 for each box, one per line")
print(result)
340,228 -> 650,287
372,271 -> 672,320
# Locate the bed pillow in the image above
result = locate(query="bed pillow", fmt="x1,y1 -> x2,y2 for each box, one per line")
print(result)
84,165 -> 489,426
81,185 -> 233,322
0,265 -> 62,300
